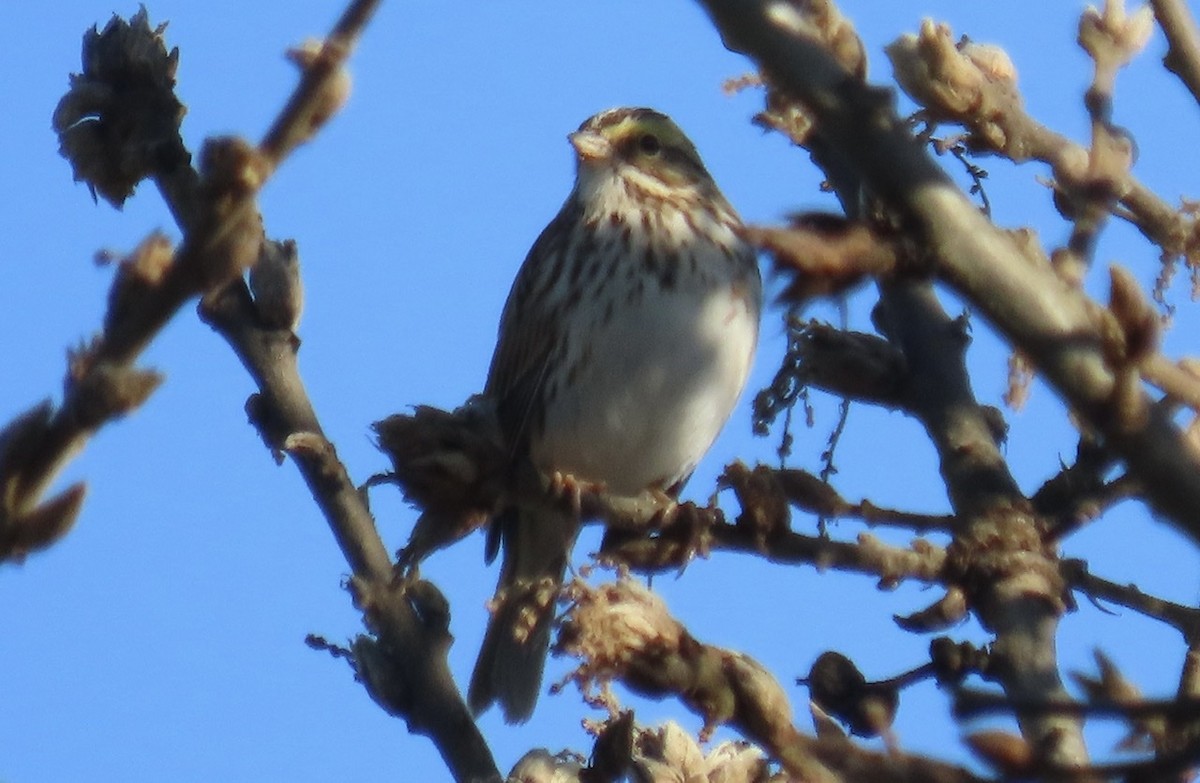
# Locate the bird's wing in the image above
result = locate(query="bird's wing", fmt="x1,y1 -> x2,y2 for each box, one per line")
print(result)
484,200 -> 578,452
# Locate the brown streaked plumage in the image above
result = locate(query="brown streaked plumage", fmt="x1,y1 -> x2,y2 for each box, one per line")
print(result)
469,107 -> 762,723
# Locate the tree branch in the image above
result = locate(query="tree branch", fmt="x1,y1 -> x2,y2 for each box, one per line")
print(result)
558,575 -> 988,783
695,0 -> 1200,545
1151,0 -> 1200,110
2,13 -> 257,562
1063,559 -> 1200,643
888,17 -> 1192,269
697,0 -> 1097,767
33,3 -> 501,780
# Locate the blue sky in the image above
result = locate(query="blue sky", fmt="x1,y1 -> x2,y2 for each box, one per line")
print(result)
4,1 -> 1200,780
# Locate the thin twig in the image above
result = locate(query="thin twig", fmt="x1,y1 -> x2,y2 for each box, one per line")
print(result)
1063,559 -> 1200,642
259,0 -> 380,167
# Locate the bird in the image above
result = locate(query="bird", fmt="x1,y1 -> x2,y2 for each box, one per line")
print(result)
469,107 -> 762,723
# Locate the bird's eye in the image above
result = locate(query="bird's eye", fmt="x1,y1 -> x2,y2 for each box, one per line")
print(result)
638,133 -> 662,156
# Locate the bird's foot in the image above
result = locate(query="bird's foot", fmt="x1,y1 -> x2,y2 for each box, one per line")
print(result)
547,470 -> 606,519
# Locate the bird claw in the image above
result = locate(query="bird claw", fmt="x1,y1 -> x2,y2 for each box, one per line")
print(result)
663,500 -> 716,567
547,470 -> 605,518
596,498 -> 721,574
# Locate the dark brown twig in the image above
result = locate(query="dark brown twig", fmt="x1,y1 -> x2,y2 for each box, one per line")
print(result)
1063,559 -> 1200,643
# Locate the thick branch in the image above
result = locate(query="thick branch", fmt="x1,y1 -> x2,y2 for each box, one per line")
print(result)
696,0 -> 1200,544
696,1 -> 1098,766
874,277 -> 1082,766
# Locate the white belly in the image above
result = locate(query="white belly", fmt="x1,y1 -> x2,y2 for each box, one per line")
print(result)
531,276 -> 759,495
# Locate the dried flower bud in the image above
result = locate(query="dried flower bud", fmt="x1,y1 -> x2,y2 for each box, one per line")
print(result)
887,20 -> 1021,150
249,239 -> 305,331
52,9 -> 185,207
960,41 -> 1017,84
803,651 -> 898,737
286,39 -> 353,127
1080,1 -> 1155,68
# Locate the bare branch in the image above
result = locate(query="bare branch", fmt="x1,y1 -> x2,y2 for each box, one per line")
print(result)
694,0 -> 1200,545
1151,0 -> 1200,110
694,1 -> 1102,768
888,17 -> 1194,269
31,3 -> 501,780
558,575 -> 988,783
3,11 -> 262,562
772,466 -> 955,533
257,0 -> 373,167
957,686 -> 1200,782
1063,559 -> 1200,642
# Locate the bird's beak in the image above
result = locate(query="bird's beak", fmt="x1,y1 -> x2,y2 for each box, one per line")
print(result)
568,130 -> 611,163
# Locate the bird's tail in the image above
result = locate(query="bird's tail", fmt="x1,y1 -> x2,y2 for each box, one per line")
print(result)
468,505 -> 578,723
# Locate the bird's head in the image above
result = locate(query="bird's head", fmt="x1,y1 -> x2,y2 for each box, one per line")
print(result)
568,107 -> 714,193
